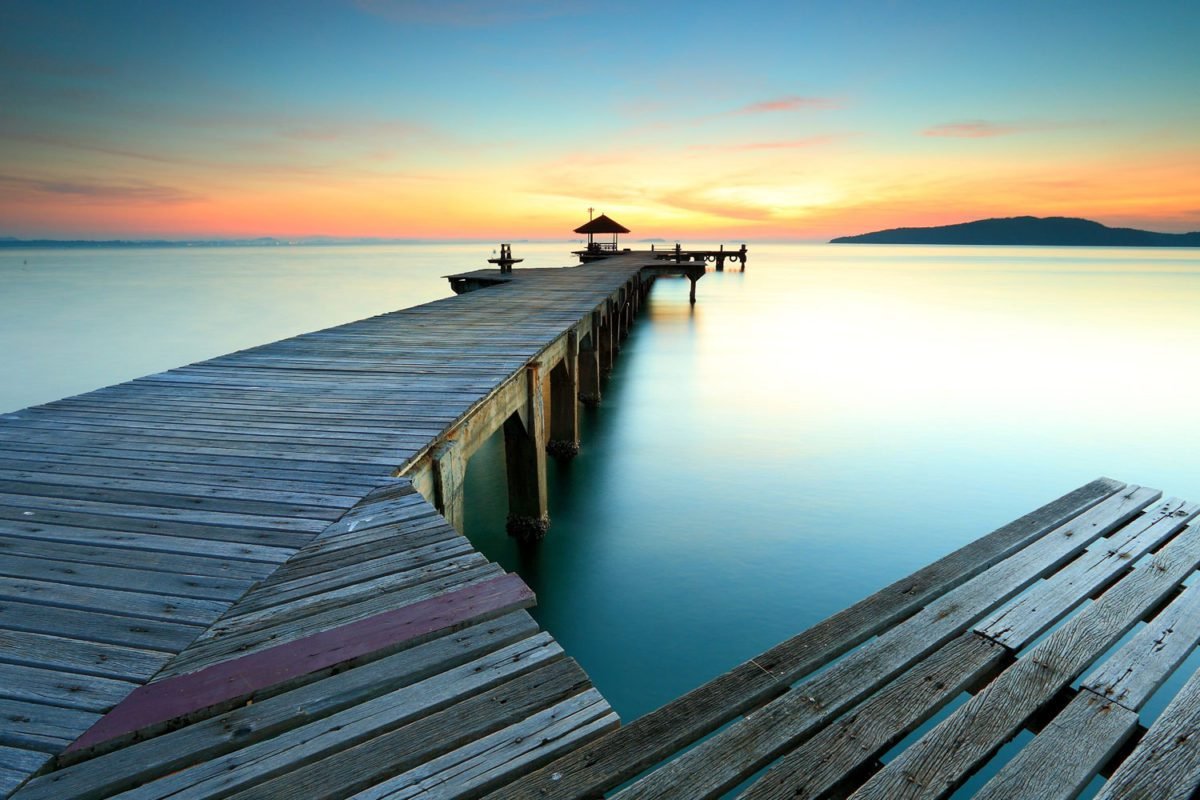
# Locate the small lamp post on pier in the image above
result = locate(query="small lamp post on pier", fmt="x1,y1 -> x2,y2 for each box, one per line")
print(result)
487,243 -> 523,274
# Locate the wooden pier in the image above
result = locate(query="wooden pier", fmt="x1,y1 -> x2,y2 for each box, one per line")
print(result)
0,251 -> 690,799
4,247 -> 1200,798
495,477 -> 1200,799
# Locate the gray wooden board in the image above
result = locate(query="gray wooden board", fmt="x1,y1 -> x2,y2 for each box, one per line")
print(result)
0,661 -> 137,712
1095,659 -> 1200,799
849,517 -> 1200,799
156,563 -> 506,677
738,632 -> 1007,800
0,698 -> 101,752
976,497 -> 1199,649
14,612 -> 541,800
0,600 -> 203,651
101,653 -> 587,800
0,746 -> 50,799
351,693 -> 618,800
0,553 -> 255,601
0,575 -> 228,625
0,521 -> 295,564
0,507 -> 315,550
1083,575 -> 1200,710
0,629 -> 172,681
971,690 -> 1139,800
0,535 -> 273,580
225,552 -> 488,620
609,485 -> 1157,800
0,494 -> 336,532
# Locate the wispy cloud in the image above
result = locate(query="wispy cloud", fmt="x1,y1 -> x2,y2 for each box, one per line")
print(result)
728,95 -> 842,115
0,175 -> 201,204
689,134 -> 852,152
921,119 -> 1091,138
353,0 -> 584,26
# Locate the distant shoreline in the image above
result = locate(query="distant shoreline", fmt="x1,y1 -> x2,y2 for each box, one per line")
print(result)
832,216 -> 1200,247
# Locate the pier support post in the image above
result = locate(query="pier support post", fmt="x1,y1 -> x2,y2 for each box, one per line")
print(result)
578,325 -> 601,406
688,275 -> 698,305
547,331 -> 579,458
599,302 -> 614,373
504,363 -> 549,542
431,439 -> 465,532
618,289 -> 630,340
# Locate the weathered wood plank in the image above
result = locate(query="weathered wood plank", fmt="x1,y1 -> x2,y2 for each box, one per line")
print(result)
976,497 -> 1199,649
0,535 -> 273,580
0,553 -> 255,601
353,692 -> 618,800
491,477 -> 1126,800
608,484 -> 1155,800
0,698 -> 100,752
0,629 -> 171,682
972,690 -> 1139,800
0,600 -> 202,651
0,662 -> 137,712
96,657 -> 591,800
0,746 -> 49,794
66,573 -> 534,754
1095,660 -> 1200,799
849,518 -> 1200,799
22,613 -> 540,797
1083,576 -> 1200,710
739,632 -> 1007,800
0,576 -> 227,625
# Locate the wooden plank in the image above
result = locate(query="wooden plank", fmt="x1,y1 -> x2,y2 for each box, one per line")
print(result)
157,564 -> 506,675
23,613 -> 540,797
1083,576 -> 1200,710
972,691 -> 1139,800
0,746 -> 49,799
739,632 -> 1007,800
0,629 -> 171,681
0,698 -> 100,752
1095,662 -> 1200,799
87,657 -> 592,800
354,692 -> 618,800
0,600 -> 202,652
976,497 -> 1199,649
0,662 -> 137,712
0,576 -> 227,625
0,535 -> 273,580
0,553 -> 255,601
849,518 -> 1200,799
0,508 -> 313,550
608,484 -> 1156,800
66,573 -> 534,755
0,520 -> 295,564
491,477 -> 1126,800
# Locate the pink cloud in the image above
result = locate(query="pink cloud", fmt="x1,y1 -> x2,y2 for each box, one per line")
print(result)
730,95 -> 842,115
922,121 -> 1020,138
689,134 -> 852,152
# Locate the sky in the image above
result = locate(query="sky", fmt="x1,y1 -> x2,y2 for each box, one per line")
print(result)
1,0 -> 1198,241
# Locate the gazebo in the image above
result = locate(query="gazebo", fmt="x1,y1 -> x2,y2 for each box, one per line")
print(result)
574,213 -> 630,254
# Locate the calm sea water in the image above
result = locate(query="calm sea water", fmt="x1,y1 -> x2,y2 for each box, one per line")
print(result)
4,242 -> 1199,795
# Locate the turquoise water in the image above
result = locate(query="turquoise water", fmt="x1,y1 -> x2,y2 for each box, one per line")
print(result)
4,242 -> 1200,794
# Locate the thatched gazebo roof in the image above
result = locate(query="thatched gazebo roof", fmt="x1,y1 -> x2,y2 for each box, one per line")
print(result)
573,214 -> 630,235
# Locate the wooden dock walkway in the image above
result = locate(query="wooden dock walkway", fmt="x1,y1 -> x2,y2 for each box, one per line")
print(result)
0,251 -> 689,798
494,477 -> 1200,799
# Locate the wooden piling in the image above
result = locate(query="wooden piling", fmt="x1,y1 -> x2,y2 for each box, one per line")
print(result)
547,331 -> 580,458
503,364 -> 549,542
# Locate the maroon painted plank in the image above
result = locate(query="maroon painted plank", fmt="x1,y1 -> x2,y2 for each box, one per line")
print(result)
65,572 -> 533,755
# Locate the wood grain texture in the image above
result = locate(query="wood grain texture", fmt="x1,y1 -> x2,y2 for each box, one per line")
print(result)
850,517 -> 1200,799
1095,657 -> 1200,800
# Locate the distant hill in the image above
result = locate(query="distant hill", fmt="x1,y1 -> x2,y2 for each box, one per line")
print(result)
831,216 -> 1200,247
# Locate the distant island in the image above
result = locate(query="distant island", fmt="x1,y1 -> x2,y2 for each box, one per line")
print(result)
831,216 -> 1200,247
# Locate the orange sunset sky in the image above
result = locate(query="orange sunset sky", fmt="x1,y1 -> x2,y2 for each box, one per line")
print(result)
1,1 -> 1198,241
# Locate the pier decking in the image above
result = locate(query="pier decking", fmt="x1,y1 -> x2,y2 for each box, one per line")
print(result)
0,251 -> 681,798
4,248 -> 1200,799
